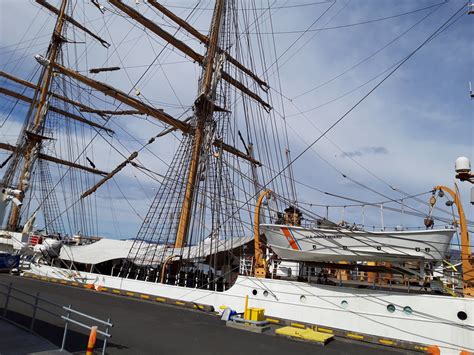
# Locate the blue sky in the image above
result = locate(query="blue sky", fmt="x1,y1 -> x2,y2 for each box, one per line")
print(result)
0,0 -> 472,243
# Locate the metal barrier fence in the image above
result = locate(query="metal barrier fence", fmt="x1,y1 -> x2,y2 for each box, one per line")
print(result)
0,281 -> 113,354
0,281 -> 63,331
61,305 -> 112,354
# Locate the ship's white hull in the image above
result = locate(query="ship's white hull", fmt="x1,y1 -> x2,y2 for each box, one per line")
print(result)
28,264 -> 473,354
262,224 -> 455,262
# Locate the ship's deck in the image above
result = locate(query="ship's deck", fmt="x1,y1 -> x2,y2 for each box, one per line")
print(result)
0,274 -> 416,354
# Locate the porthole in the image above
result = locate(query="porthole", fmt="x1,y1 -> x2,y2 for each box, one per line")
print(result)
342,246 -> 347,250
387,304 -> 396,313
376,246 -> 381,251
252,289 -> 257,296
425,247 -> 430,252
457,311 -> 467,321
341,300 -> 348,309
300,295 -> 306,303
403,306 -> 413,315
263,290 -> 269,297
415,247 -> 420,252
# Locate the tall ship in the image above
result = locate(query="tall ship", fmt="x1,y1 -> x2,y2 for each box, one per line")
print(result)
0,1 -> 473,354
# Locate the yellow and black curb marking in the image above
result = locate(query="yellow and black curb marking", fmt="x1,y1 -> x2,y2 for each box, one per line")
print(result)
22,273 -> 214,313
263,316 -> 431,353
24,273 -> 433,352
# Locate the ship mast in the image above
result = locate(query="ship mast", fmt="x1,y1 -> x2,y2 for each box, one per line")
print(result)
1,0 -> 269,240
7,0 -> 68,230
174,0 -> 226,249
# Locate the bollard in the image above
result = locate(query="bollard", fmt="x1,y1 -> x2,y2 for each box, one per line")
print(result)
86,326 -> 98,355
244,295 -> 249,320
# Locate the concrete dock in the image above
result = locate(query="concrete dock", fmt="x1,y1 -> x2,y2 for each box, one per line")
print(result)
0,274 -> 415,354
0,318 -> 68,355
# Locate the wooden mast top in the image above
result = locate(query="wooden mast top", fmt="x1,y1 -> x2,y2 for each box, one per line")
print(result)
200,0 -> 226,96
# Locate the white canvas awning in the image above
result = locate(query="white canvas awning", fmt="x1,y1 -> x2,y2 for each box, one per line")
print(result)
59,236 -> 253,266
60,238 -> 134,264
